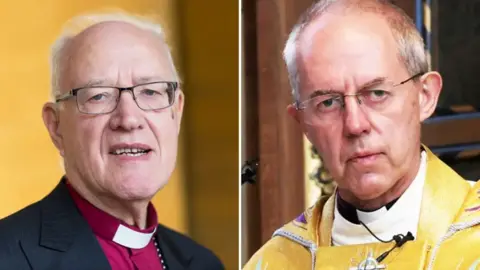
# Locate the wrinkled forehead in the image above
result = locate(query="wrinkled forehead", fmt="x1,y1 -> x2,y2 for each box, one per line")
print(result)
62,21 -> 176,88
296,12 -> 403,94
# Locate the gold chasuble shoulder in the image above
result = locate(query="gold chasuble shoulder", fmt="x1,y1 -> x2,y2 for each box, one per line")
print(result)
243,147 -> 480,270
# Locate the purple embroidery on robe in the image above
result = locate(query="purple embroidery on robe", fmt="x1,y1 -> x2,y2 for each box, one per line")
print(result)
465,205 -> 480,212
295,213 -> 307,224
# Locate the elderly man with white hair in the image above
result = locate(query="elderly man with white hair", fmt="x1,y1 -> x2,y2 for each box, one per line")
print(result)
0,13 -> 223,270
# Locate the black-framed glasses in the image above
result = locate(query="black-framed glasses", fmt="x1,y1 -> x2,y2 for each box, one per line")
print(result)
55,81 -> 179,115
295,73 -> 424,125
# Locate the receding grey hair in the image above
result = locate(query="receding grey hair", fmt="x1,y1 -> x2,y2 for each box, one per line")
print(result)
283,0 -> 429,101
50,11 -> 179,101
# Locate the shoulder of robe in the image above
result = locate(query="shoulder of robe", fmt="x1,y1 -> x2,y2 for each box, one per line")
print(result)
243,195 -> 332,270
242,236 -> 312,270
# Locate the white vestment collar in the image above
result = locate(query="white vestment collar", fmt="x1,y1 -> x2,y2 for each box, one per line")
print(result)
332,151 -> 427,246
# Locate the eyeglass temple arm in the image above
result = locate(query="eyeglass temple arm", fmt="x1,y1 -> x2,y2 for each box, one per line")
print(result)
397,72 -> 424,86
55,91 -> 74,102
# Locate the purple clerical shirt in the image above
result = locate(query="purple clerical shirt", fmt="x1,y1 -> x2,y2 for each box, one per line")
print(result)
66,183 -> 165,270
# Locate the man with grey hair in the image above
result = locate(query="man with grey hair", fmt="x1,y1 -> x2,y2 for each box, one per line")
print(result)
0,13 -> 223,270
245,0 -> 480,269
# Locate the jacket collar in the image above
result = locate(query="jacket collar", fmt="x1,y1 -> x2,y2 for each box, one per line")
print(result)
156,226 -> 192,270
18,179 -> 111,269
39,178 -> 101,252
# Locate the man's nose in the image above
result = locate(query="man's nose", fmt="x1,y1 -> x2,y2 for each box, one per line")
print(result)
108,91 -> 145,131
342,96 -> 371,137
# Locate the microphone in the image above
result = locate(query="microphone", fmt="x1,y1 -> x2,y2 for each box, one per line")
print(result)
359,220 -> 414,263
241,159 -> 259,185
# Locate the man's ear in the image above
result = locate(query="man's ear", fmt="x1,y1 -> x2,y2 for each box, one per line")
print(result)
287,103 -> 313,140
287,104 -> 300,123
173,90 -> 184,134
419,71 -> 442,122
42,102 -> 65,156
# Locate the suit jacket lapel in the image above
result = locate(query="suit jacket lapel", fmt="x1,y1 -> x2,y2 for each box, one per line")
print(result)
156,226 -> 191,270
21,180 -> 111,270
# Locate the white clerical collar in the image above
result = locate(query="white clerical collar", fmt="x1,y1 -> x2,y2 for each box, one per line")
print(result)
356,207 -> 388,224
66,181 -> 160,249
113,224 -> 157,249
332,150 -> 427,246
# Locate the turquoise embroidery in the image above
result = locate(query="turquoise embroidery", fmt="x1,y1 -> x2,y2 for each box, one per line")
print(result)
255,258 -> 263,270
468,258 -> 480,270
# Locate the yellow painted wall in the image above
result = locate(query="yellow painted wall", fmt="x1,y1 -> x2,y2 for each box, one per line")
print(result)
0,0 -> 186,232
179,1 -> 239,269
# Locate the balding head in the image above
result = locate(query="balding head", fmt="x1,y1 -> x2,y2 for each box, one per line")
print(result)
51,13 -> 179,100
58,21 -> 175,96
284,0 -> 427,101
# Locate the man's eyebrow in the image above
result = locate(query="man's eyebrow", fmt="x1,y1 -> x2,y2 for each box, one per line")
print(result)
80,79 -> 109,88
136,76 -> 166,84
358,77 -> 387,90
308,89 -> 342,99
77,77 -> 169,88
307,77 -> 388,99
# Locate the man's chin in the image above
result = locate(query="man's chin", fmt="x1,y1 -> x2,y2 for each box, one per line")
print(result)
343,174 -> 389,200
111,178 -> 168,201
351,190 -> 384,203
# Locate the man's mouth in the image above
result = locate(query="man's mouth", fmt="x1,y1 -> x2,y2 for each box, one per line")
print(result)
109,144 -> 152,157
348,152 -> 382,163
111,148 -> 151,156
